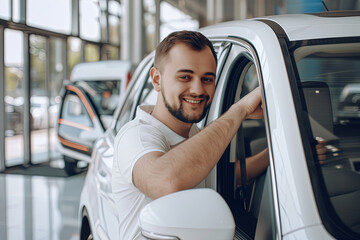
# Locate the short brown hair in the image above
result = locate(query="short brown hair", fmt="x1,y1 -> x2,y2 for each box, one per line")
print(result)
154,30 -> 217,70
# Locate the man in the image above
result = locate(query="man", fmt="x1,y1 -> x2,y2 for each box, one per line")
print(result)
112,30 -> 267,239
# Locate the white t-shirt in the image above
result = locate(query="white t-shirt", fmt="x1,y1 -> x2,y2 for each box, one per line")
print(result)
112,105 -> 200,240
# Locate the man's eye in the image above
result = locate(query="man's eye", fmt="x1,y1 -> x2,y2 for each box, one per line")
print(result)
202,77 -> 214,83
179,75 -> 191,80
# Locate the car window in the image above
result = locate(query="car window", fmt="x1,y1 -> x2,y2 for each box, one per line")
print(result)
61,93 -> 93,128
57,91 -> 96,154
212,43 -> 275,239
73,80 -> 121,130
231,61 -> 270,239
212,41 -> 231,85
76,80 -> 121,116
292,41 -> 360,237
138,77 -> 157,106
114,57 -> 153,133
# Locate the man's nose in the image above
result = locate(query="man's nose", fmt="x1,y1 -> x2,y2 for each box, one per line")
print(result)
189,78 -> 205,95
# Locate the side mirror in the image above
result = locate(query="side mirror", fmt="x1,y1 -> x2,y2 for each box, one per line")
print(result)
139,188 -> 235,240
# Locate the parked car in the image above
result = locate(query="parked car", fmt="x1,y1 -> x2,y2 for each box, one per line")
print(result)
79,12 -> 360,240
56,60 -> 134,175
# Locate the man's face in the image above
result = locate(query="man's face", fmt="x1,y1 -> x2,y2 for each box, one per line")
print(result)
157,43 -> 217,123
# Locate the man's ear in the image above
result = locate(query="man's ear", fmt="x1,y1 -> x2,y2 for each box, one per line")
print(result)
150,67 -> 161,92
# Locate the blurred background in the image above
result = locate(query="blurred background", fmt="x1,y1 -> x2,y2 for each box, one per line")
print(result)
0,0 -> 359,170
0,1 -> 360,239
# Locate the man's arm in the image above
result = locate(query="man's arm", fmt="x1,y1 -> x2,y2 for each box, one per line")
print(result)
235,148 -> 269,186
133,88 -> 263,199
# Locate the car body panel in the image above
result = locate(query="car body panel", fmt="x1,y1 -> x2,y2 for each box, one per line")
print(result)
70,60 -> 133,92
204,22 -> 323,235
283,224 -> 334,239
79,13 -> 360,240
202,13 -> 360,41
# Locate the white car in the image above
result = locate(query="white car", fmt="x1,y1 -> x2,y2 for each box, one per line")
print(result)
79,12 -> 360,240
56,60 -> 134,175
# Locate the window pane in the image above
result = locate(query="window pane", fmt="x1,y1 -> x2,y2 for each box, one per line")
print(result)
294,41 -> 360,236
108,0 -> 121,15
62,94 -> 92,127
99,0 -> 107,11
0,0 -> 10,20
109,15 -> 120,44
27,0 -> 71,34
80,0 -> 101,41
68,37 -> 82,77
160,2 -> 199,40
4,29 -> 24,167
30,34 -> 49,164
101,45 -> 119,60
144,0 -> 155,53
100,12 -> 107,41
85,43 -> 100,62
12,0 -> 20,22
77,80 -> 120,117
49,37 -> 66,160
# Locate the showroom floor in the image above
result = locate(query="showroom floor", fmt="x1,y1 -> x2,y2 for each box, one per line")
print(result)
0,160 -> 86,240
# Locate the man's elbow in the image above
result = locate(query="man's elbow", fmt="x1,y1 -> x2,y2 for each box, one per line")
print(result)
148,180 -> 183,199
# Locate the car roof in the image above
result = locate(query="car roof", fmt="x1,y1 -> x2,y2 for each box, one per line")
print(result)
70,60 -> 133,82
201,11 -> 360,41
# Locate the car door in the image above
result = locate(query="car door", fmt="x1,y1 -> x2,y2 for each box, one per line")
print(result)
57,84 -> 103,158
205,40 -> 280,239
94,53 -> 154,239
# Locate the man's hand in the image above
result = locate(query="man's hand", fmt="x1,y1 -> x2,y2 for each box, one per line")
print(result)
315,139 -> 331,164
237,87 -> 263,119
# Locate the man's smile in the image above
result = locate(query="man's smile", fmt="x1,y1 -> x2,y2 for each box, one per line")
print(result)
183,98 -> 203,104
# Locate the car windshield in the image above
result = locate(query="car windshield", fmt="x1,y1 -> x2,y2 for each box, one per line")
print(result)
292,40 -> 360,237
75,80 -> 120,115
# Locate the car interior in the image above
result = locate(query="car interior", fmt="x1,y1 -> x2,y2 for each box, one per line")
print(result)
216,54 -> 274,239
300,80 -> 360,234
291,40 -> 360,237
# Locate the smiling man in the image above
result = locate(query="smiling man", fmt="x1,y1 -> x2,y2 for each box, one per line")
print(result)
112,30 -> 264,239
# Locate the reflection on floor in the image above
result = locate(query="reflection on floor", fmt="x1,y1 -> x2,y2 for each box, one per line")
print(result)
0,162 -> 86,240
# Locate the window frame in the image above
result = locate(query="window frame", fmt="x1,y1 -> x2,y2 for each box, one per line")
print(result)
287,37 -> 360,240
112,53 -> 154,134
206,37 -> 281,239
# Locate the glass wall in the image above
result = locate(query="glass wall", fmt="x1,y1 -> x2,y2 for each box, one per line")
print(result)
0,0 -> 10,20
101,45 -> 119,60
49,37 -> 65,161
108,0 -> 121,45
12,0 -> 21,22
80,0 -> 101,41
160,2 -> 199,41
144,0 -> 156,53
4,29 -> 24,167
67,37 -> 82,78
30,34 -> 48,164
85,43 -> 100,62
0,1 -> 125,170
27,0 -> 72,34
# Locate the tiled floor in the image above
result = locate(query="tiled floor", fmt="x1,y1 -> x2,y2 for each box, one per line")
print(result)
0,165 -> 86,240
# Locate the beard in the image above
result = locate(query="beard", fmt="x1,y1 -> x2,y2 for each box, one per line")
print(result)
161,88 -> 211,123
